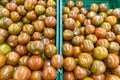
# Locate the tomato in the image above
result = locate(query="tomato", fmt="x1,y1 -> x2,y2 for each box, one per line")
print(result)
86,34 -> 97,43
112,8 -> 120,19
106,75 -> 120,80
83,19 -> 91,26
42,66 -> 57,80
10,11 -> 21,22
96,39 -> 109,48
74,65 -> 88,79
26,10 -> 37,21
6,51 -> 20,66
78,53 -> 93,67
113,65 -> 120,77
62,7 -> 70,14
64,57 -> 76,71
68,11 -> 77,20
106,31 -> 115,41
90,3 -> 99,12
35,5 -> 45,16
87,11 -> 97,19
44,28 -> 55,39
115,35 -> 120,44
100,22 -> 111,32
45,16 -> 56,28
28,56 -> 43,70
81,40 -> 94,52
80,8 -> 87,15
95,28 -> 106,38
85,25 -> 95,35
99,12 -> 108,19
45,44 -> 57,58
51,54 -> 63,68
75,0 -> 83,8
63,29 -> 74,41
30,71 -> 42,80
92,15 -> 104,26
105,16 -> 117,25
18,33 -> 30,44
99,3 -> 108,12
64,18 -> 75,29
66,0 -> 75,8
6,2 -> 17,11
46,7 -> 56,17
106,53 -> 119,68
26,41 -> 44,55
112,24 -> 120,35
71,7 -> 80,14
91,74 -> 105,80
109,42 -> 119,53
13,66 -> 31,80
77,14 -> 86,23
63,43 -> 73,57
91,60 -> 106,74
63,72 -> 75,80
73,46 -> 81,58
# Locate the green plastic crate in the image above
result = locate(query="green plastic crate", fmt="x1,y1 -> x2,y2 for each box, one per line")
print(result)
60,0 -> 120,80
56,0 -> 60,79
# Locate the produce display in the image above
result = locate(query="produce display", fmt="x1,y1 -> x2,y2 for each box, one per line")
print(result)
62,0 -> 120,80
0,0 -> 63,80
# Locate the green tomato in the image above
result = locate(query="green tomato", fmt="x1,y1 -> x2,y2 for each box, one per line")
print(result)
35,5 -> 45,15
0,43 -> 11,55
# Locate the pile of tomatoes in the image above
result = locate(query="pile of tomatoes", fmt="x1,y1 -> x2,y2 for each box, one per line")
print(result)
62,0 -> 120,80
0,0 -> 64,80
